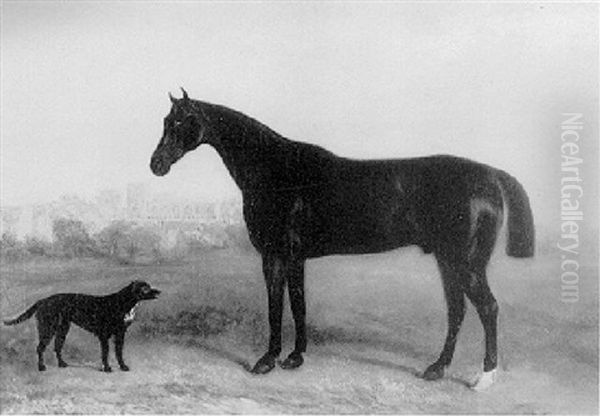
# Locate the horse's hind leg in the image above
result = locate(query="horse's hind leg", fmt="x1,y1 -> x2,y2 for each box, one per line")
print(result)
424,208 -> 501,387
423,257 -> 466,381
464,268 -> 499,390
464,211 -> 501,389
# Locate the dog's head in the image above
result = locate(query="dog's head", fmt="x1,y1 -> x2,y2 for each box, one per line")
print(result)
128,281 -> 161,301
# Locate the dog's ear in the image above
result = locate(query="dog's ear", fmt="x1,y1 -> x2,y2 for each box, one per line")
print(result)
129,281 -> 143,296
132,281 -> 153,299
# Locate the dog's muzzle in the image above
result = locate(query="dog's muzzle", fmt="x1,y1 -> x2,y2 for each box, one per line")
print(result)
147,289 -> 161,299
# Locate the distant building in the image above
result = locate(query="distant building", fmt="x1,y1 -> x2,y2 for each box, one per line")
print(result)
0,184 -> 243,242
96,189 -> 124,222
31,204 -> 53,239
0,206 -> 24,238
1,204 -> 53,240
125,183 -> 242,227
126,183 -> 150,220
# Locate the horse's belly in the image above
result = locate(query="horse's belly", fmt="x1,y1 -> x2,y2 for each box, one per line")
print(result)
304,203 -> 417,256
310,223 -> 414,256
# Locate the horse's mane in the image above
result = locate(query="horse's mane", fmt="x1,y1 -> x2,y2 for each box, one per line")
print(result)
198,102 -> 284,144
198,101 -> 336,159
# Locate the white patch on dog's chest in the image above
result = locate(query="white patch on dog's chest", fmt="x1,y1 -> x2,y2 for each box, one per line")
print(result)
124,306 -> 136,323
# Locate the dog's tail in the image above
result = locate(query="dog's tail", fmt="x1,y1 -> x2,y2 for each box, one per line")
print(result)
3,302 -> 39,326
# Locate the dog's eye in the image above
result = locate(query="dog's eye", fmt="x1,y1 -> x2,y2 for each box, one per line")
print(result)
141,286 -> 150,294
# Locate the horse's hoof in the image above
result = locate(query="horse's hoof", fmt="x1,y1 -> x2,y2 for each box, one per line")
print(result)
422,364 -> 445,381
250,355 -> 276,374
280,352 -> 304,370
471,369 -> 497,391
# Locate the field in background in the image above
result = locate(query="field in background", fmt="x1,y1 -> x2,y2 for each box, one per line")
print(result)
0,246 -> 597,413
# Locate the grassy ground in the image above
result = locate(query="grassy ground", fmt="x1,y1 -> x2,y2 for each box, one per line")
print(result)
0,247 -> 597,414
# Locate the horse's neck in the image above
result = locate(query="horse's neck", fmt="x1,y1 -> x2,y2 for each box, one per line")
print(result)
203,104 -> 291,192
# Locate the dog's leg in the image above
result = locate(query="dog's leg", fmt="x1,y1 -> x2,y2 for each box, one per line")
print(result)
114,330 -> 129,371
36,318 -> 55,371
36,339 -> 51,372
54,319 -> 70,368
99,336 -> 112,372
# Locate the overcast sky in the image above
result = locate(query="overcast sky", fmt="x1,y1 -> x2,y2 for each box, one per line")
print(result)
1,2 -> 597,226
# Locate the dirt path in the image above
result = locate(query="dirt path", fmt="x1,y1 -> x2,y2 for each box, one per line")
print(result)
1,339 -> 596,414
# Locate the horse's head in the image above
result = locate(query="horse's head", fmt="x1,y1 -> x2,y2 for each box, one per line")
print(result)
150,88 -> 208,176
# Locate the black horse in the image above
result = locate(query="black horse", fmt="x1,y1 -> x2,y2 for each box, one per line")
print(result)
150,89 -> 534,389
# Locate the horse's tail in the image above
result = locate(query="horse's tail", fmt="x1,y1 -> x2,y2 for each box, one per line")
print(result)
3,302 -> 39,326
496,170 -> 535,258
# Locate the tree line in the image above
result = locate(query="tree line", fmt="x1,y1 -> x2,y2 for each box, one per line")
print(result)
0,218 -> 252,263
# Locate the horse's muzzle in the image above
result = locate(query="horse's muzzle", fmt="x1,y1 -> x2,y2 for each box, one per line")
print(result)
150,155 -> 170,176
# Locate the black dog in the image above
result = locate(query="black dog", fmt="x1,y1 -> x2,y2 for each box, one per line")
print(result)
3,280 -> 160,372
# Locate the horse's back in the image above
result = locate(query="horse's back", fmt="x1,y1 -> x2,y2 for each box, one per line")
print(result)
305,154 -> 503,257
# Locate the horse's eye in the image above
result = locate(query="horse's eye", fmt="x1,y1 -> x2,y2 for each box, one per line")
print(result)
172,120 -> 184,132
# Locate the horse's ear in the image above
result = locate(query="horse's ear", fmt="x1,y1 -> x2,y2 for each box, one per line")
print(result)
180,87 -> 189,103
169,92 -> 177,105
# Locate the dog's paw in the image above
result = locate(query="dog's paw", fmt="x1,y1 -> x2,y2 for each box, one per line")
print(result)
58,360 -> 69,368
102,366 -> 112,373
119,364 -> 130,372
38,364 -> 47,372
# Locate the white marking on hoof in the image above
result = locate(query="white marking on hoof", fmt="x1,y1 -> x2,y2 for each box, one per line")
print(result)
471,368 -> 497,391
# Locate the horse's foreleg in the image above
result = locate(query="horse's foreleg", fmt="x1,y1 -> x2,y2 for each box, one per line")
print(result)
281,259 -> 306,370
251,254 -> 285,374
423,258 -> 466,381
